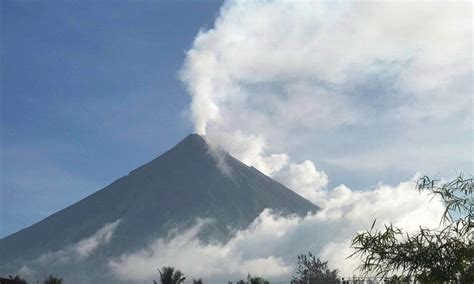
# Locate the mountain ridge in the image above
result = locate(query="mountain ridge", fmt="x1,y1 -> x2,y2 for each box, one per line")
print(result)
0,133 -> 319,283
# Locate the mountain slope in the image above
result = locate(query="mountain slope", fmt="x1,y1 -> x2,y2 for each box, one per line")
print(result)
0,134 -> 318,282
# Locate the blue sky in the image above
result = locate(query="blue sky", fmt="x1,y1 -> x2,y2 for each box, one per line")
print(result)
1,0 -> 472,238
1,0 -> 222,237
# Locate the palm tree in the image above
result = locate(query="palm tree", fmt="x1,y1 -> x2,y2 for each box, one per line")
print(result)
153,266 -> 186,284
43,275 -> 63,284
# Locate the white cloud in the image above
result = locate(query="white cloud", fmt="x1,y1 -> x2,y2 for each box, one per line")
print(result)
74,219 -> 121,259
273,160 -> 328,204
16,265 -> 34,278
205,131 -> 289,176
204,131 -> 328,204
37,219 -> 121,265
0,220 -> 122,282
180,0 -> 472,186
109,177 -> 445,282
109,218 -> 291,282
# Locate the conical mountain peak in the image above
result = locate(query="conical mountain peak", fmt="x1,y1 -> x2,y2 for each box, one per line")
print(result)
175,133 -> 209,149
129,133 -> 212,176
0,133 -> 319,283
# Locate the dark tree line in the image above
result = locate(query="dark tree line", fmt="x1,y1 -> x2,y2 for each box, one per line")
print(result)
2,274 -> 62,284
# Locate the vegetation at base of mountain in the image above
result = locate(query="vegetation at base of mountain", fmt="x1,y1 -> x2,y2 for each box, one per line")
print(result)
153,266 -> 186,284
43,275 -> 63,284
246,274 -> 270,284
350,174 -> 474,283
7,275 -> 27,284
291,252 -> 339,284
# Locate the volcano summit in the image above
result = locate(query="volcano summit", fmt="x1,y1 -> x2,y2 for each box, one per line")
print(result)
0,134 -> 318,283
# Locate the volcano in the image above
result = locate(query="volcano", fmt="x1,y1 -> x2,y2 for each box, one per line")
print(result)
0,134 -> 318,283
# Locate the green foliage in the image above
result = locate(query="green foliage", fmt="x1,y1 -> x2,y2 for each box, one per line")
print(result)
350,175 -> 474,282
153,266 -> 186,284
291,252 -> 339,284
43,275 -> 63,284
247,274 -> 270,284
8,275 -> 27,284
385,274 -> 411,283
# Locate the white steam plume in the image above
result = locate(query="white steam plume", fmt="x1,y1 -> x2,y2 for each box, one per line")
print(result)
180,0 -> 472,187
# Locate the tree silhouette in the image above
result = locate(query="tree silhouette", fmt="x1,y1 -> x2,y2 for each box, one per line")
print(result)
153,266 -> 186,284
350,175 -> 473,282
291,252 -> 339,284
192,278 -> 203,284
8,275 -> 27,284
247,274 -> 269,284
43,275 -> 63,284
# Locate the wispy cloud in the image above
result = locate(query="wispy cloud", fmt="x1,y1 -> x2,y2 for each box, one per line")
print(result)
37,219 -> 121,265
1,220 -> 121,281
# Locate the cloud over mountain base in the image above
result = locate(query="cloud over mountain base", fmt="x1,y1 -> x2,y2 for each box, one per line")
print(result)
109,176 -> 444,282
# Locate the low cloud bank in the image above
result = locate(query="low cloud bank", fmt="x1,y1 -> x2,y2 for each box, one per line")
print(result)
10,219 -> 122,280
109,218 -> 291,282
37,219 -> 121,265
110,177 -> 444,282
